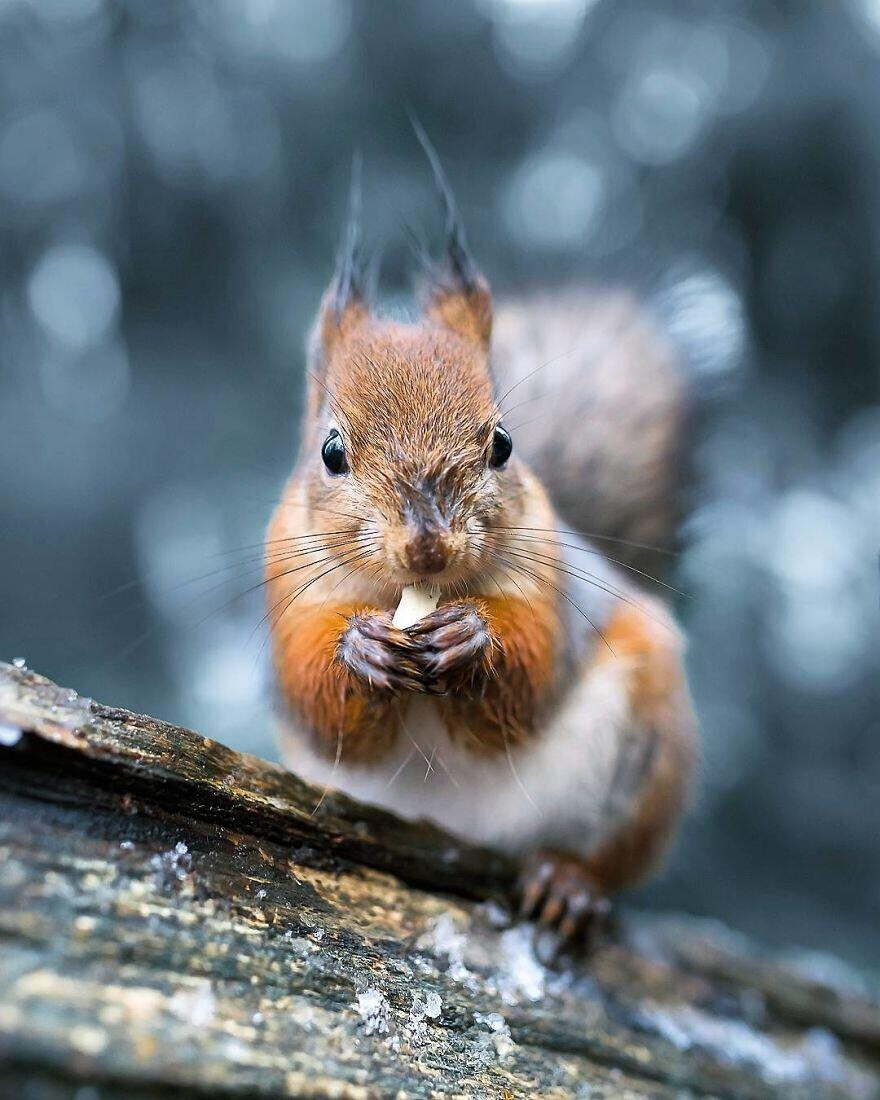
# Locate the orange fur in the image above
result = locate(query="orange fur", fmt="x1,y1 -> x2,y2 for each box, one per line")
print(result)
441,593 -> 559,755
320,293 -> 369,351
586,604 -> 696,890
426,280 -> 492,346
326,320 -> 495,468
271,601 -> 401,764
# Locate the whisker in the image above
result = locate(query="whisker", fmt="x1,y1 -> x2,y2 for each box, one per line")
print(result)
307,370 -> 348,432
485,539 -> 674,632
172,538 -> 381,651
98,528 -> 369,605
473,537 -> 537,621
507,414 -> 553,433
105,534 -> 379,672
185,534 -> 377,602
197,555 -> 344,639
101,550 -> 352,670
496,525 -> 676,558
495,344 -> 578,410
498,391 -> 552,420
432,749 -> 461,790
315,550 -> 382,614
305,503 -> 375,526
385,746 -> 417,789
260,552 -> 369,636
193,539 -> 379,642
227,526 -> 367,555
479,546 -> 580,652
482,547 -> 614,654
311,716 -> 345,816
500,532 -> 688,598
482,563 -> 512,604
503,728 -> 542,817
401,717 -> 433,772
262,548 -> 378,638
257,547 -> 381,664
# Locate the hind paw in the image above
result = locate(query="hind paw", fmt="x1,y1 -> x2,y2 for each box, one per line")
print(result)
518,850 -> 611,964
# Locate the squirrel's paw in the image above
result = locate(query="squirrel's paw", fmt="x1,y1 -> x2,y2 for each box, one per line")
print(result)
406,600 -> 493,685
517,850 -> 612,965
337,611 -> 423,694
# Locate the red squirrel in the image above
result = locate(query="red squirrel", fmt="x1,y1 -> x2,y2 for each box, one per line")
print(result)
266,145 -> 697,956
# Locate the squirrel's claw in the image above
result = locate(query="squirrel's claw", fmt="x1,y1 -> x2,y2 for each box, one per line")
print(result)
517,850 -> 612,965
407,601 -> 492,682
338,611 -> 424,694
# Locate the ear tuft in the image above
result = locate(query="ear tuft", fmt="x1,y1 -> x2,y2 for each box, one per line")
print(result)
410,115 -> 493,346
320,152 -> 370,350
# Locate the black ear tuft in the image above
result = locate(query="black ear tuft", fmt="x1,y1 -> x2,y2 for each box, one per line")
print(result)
330,150 -> 366,319
317,153 -> 371,355
409,114 -> 492,345
409,113 -> 481,295
401,214 -> 434,274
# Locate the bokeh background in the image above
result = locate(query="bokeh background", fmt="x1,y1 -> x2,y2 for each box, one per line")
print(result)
1,0 -> 878,969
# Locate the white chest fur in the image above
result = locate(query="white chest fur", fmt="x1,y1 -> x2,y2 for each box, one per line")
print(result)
279,656 -> 635,860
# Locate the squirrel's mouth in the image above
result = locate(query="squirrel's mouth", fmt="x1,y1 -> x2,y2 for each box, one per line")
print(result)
386,563 -> 466,590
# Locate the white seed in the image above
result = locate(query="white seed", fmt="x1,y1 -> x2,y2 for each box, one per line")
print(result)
392,584 -> 439,629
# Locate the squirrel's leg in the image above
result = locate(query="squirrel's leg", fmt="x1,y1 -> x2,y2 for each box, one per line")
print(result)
272,603 -> 422,765
519,602 -> 696,959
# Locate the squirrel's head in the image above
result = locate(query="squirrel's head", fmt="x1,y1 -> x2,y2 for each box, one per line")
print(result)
299,143 -> 524,589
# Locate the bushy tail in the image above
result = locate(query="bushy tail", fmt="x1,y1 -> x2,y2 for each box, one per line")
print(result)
492,287 -> 688,574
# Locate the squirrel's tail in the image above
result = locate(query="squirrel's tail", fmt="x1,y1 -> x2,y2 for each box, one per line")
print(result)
492,287 -> 689,574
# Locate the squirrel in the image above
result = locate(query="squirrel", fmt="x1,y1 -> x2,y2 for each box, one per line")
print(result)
266,141 -> 697,958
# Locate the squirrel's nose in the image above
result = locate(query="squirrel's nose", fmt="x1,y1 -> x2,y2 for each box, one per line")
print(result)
405,527 -> 449,575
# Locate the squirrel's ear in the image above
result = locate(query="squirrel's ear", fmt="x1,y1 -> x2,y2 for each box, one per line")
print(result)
425,263 -> 492,348
412,117 -> 493,347
319,155 -> 370,354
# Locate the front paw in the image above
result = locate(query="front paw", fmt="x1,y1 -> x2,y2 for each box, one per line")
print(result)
406,600 -> 494,685
337,611 -> 423,694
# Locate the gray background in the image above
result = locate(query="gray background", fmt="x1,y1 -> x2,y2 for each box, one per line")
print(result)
1,0 -> 878,969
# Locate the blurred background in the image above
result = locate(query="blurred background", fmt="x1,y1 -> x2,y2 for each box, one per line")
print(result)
1,0 -> 878,970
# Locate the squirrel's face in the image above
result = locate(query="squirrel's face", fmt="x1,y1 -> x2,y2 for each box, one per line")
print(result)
302,272 -> 525,589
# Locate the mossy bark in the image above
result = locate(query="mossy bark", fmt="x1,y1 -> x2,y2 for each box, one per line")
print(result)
0,662 -> 878,1099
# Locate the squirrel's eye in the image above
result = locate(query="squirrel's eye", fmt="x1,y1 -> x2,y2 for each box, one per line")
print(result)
490,424 -> 512,469
321,430 -> 349,475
